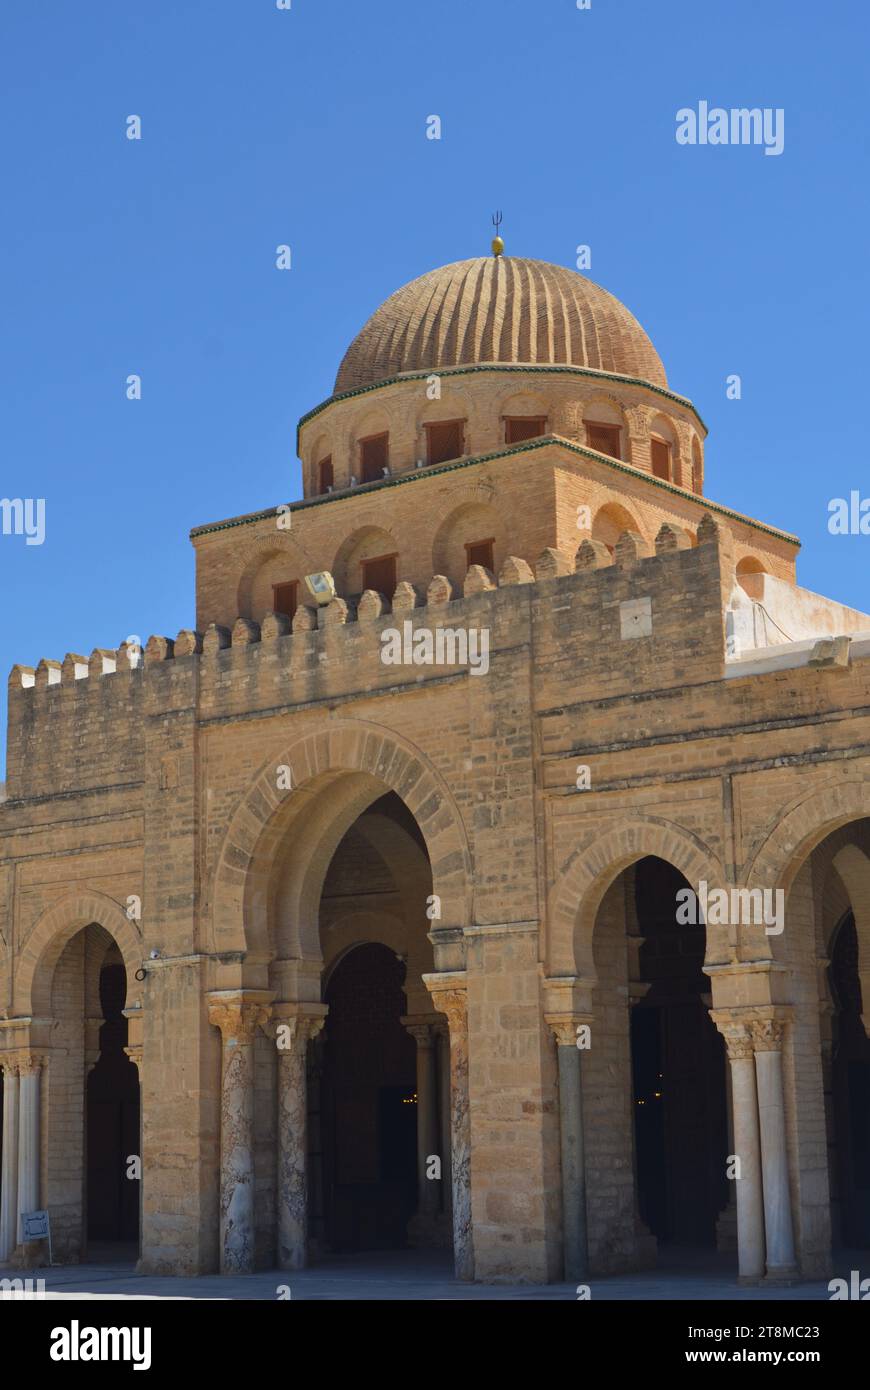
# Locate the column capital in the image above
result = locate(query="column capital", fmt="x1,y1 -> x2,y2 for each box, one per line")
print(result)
544,1013 -> 594,1048
750,1017 -> 786,1052
123,1046 -> 143,1072
207,990 -> 274,1045
405,1023 -> 435,1048
400,1012 -> 442,1048
710,1007 -> 791,1056
710,1014 -> 755,1061
273,1003 -> 328,1053
0,1054 -> 19,1077
422,972 -> 467,1031
14,1051 -> 45,1077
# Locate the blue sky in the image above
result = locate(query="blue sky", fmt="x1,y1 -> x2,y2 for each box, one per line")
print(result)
1,0 -> 868,769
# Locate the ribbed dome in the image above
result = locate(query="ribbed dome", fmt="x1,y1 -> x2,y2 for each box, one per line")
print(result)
334,257 -> 667,394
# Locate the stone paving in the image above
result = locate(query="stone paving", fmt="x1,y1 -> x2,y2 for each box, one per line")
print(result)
1,1248 -> 848,1300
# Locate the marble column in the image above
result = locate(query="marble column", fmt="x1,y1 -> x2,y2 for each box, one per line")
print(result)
426,980 -> 472,1280
548,1018 -> 589,1281
16,1054 -> 42,1260
714,1037 -> 739,1253
208,994 -> 272,1275
0,1060 -> 19,1262
436,1024 -> 452,1221
275,1010 -> 326,1271
752,1017 -> 798,1280
718,1020 -> 765,1281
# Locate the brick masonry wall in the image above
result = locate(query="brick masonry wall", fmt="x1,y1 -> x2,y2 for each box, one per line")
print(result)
0,478 -> 867,1278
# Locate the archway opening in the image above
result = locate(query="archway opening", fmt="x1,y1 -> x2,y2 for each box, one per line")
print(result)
85,947 -> 140,1252
829,911 -> 870,1249
38,922 -> 140,1263
293,788 -> 451,1261
629,857 -> 729,1250
320,942 -> 417,1251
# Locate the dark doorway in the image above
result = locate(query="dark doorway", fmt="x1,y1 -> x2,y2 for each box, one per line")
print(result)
631,857 -> 729,1247
320,943 -> 418,1251
86,960 -> 140,1245
830,911 -> 870,1248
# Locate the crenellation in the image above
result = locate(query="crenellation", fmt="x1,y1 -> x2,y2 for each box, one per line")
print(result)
89,648 -> 116,677
535,547 -> 572,581
145,635 -> 175,664
576,538 -> 611,571
35,658 -> 62,688
463,563 -> 495,596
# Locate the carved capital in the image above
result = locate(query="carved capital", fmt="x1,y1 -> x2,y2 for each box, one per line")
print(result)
428,988 -> 467,1034
275,1013 -> 326,1054
750,1017 -> 786,1052
544,1012 -> 593,1048
15,1052 -> 44,1077
719,1023 -> 755,1062
208,995 -> 272,1046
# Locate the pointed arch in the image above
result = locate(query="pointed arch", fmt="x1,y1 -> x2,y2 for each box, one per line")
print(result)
16,890 -> 143,1016
209,719 -> 472,962
547,815 -> 726,977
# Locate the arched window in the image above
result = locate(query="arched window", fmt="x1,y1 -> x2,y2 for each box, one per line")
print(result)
650,437 -> 672,481
464,537 -> 494,572
505,415 -> 547,444
272,581 -> 299,621
360,433 -> 390,483
691,438 -> 703,495
317,456 -> 334,494
585,421 -> 621,459
425,419 -> 465,466
361,552 -> 397,597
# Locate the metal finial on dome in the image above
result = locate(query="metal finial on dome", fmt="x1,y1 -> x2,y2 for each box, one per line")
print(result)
491,210 -> 504,257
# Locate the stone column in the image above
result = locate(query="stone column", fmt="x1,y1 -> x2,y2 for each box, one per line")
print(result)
752,1017 -> 798,1280
715,1041 -> 738,1253
16,1054 -> 42,1262
208,993 -> 272,1275
124,1045 -> 143,1263
402,1018 -> 441,1240
274,1008 -> 326,1271
716,1019 -> 765,1281
425,976 -> 472,1280
0,1059 -> 19,1263
546,1016 -> 589,1281
436,1023 -> 452,1221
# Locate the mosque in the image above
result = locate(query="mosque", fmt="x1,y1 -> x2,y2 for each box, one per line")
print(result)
1,236 -> 869,1286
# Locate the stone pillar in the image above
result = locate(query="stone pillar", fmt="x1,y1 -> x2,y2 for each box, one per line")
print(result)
0,1060 -> 19,1262
207,993 -> 272,1275
274,1007 -> 327,1271
424,975 -> 472,1280
402,1018 -> 442,1240
715,1041 -> 738,1253
436,1024 -> 452,1221
717,1019 -> 765,1281
752,1017 -> 798,1280
306,1032 -> 327,1256
546,1016 -> 590,1281
124,1045 -> 143,1263
16,1055 -> 42,1263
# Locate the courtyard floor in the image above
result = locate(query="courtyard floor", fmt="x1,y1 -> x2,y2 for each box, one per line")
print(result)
1,1246 -> 853,1300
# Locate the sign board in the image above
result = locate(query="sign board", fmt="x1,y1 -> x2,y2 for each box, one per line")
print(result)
21,1209 -> 50,1242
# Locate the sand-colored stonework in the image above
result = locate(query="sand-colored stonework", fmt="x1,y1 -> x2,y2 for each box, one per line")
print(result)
1,256 -> 869,1283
